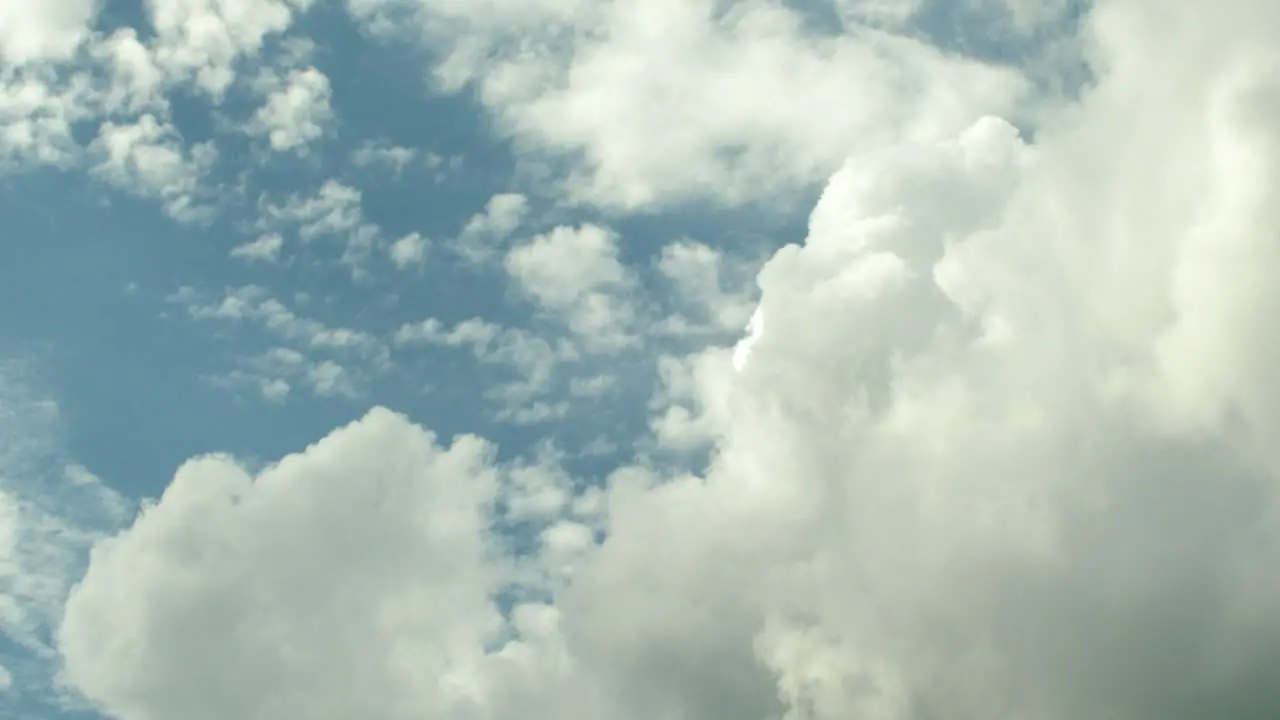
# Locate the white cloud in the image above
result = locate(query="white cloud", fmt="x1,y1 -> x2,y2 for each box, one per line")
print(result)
388,232 -> 428,269
452,193 -> 529,264
231,232 -> 285,263
89,114 -> 218,222
146,0 -> 312,99
59,409 -> 514,720
0,0 -> 98,65
92,29 -> 168,115
249,66 -> 333,153
0,72 -> 89,169
264,180 -> 365,240
361,0 -> 1027,210
260,180 -> 382,266
654,240 -> 757,336
504,224 -> 638,352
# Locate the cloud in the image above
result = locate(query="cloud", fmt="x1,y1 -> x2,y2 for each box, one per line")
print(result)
230,233 -> 285,264
58,409 -> 512,720
395,317 -> 571,417
0,0 -> 97,65
654,239 -> 758,337
146,0 -> 312,99
353,0 -> 1027,211
89,115 -> 218,222
504,224 -> 638,352
248,66 -> 334,153
0,72 -> 89,169
259,180 -> 382,267
388,232 -> 428,269
452,193 -> 530,264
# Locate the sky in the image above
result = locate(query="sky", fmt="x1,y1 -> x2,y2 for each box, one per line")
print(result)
3,0 -> 1280,718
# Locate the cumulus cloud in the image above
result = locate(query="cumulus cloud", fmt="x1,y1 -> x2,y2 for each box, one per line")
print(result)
504,224 -> 639,352
0,0 -> 97,65
248,66 -> 333,153
349,0 -> 1026,210
452,193 -> 530,264
654,239 -> 758,336
48,2 -> 1280,720
388,232 -> 428,269
59,410 -> 512,720
146,0 -> 312,99
89,115 -> 218,222
0,72 -> 90,169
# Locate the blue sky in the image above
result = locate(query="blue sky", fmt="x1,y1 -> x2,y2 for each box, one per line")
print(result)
6,1 -> 1280,719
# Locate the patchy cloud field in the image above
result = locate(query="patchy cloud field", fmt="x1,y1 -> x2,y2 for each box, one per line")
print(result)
4,0 -> 1280,718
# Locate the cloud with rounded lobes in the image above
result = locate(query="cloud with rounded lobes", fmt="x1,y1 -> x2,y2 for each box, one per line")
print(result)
59,409 -> 517,720
54,1 -> 1280,720
347,0 -> 1028,211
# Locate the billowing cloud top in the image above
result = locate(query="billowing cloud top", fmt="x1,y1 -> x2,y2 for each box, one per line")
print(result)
3,0 -> 1280,719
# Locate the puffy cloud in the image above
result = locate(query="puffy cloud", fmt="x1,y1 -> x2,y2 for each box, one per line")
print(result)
145,0 -> 312,99
388,232 -> 428,269
89,114 -> 218,222
248,66 -> 333,153
92,29 -> 168,115
0,72 -> 90,169
350,0 -> 1027,211
452,193 -> 530,264
259,180 -> 382,267
504,224 -> 638,351
58,409 -> 512,720
654,239 -> 757,336
0,0 -> 98,65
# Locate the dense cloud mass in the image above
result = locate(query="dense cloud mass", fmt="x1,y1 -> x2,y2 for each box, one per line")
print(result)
30,0 -> 1280,718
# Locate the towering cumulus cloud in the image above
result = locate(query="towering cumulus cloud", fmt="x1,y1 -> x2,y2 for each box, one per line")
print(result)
56,0 -> 1280,718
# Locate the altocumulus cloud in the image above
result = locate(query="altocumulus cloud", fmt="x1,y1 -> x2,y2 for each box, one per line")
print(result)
25,0 -> 1280,719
